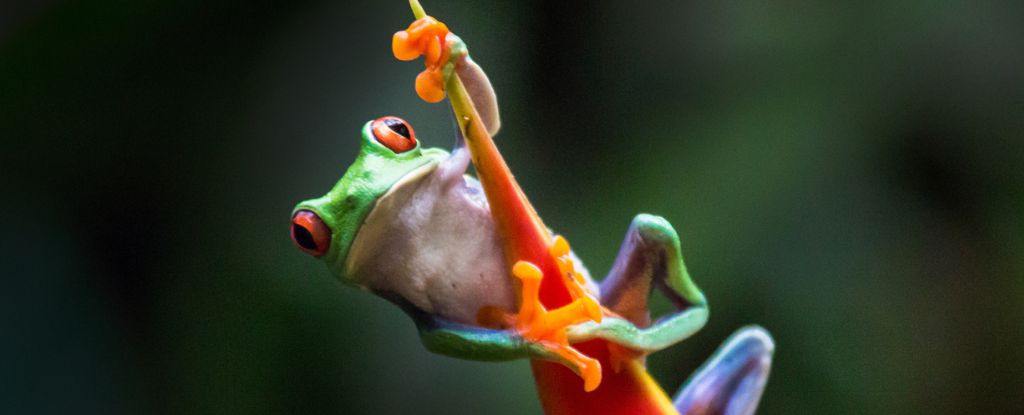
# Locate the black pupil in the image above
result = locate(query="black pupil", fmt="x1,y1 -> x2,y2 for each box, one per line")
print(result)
293,224 -> 318,251
384,118 -> 411,139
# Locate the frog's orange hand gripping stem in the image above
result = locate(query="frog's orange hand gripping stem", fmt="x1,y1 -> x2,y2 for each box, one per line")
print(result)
392,16 -> 449,102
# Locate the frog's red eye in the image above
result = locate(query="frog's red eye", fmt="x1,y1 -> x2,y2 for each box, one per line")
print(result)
372,116 -> 417,153
291,210 -> 330,257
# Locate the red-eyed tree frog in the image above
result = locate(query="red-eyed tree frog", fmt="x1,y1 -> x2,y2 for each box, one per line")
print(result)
290,2 -> 773,414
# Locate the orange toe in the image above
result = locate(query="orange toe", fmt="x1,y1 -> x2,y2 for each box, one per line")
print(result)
392,15 -> 453,102
504,239 -> 609,391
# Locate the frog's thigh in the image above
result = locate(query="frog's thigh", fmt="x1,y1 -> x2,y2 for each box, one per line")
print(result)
600,214 -> 706,327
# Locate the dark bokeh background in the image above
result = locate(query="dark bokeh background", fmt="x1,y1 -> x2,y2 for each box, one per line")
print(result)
3,0 -> 1022,413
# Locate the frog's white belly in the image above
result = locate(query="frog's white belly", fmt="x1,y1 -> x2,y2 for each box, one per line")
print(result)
345,162 -> 515,325
345,160 -> 596,325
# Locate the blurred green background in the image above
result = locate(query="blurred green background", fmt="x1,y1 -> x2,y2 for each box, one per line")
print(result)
2,0 -> 1022,413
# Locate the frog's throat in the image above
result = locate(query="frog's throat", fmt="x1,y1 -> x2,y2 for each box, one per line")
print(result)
342,160 -> 440,280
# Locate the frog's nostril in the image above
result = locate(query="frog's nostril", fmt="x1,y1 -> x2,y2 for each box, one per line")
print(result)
291,210 -> 330,257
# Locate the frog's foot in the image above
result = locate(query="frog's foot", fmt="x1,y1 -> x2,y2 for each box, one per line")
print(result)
476,247 -> 605,391
392,16 -> 467,103
511,260 -> 603,391
476,235 -> 606,390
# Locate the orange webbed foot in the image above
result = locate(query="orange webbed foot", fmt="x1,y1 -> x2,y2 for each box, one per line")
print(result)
511,260 -> 603,391
477,236 -> 609,391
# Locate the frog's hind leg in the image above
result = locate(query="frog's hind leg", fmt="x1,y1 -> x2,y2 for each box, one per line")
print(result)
673,326 -> 774,415
600,214 -> 706,327
564,214 -> 708,357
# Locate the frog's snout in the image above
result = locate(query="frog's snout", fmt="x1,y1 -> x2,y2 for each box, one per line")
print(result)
291,210 -> 331,257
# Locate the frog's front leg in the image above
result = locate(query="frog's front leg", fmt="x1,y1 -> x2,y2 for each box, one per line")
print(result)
393,19 -> 500,135
434,35 -> 499,184
406,306 -> 599,374
567,214 -> 709,353
447,34 -> 500,136
412,311 -> 532,361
